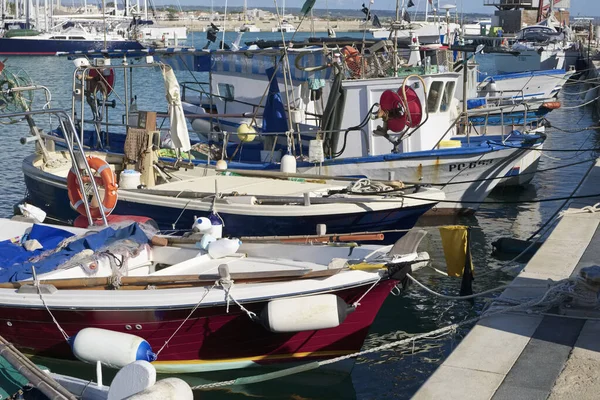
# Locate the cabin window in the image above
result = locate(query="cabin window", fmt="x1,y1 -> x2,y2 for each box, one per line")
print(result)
51,36 -> 67,40
439,81 -> 455,112
427,81 -> 444,113
69,36 -> 86,40
218,83 -> 235,101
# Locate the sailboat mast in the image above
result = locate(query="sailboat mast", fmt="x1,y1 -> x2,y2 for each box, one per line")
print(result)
25,0 -> 30,28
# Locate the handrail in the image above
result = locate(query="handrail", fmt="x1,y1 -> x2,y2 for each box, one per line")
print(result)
6,108 -> 109,227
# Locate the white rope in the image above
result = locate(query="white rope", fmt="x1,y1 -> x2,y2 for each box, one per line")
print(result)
33,266 -> 70,342
559,202 -> 600,217
352,276 -> 383,308
219,278 -> 257,321
155,284 -> 216,356
406,273 -> 511,300
190,277 -> 578,391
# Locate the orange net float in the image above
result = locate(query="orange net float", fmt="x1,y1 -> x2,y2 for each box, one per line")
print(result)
379,86 -> 424,132
341,46 -> 365,78
541,101 -> 561,110
67,156 -> 118,220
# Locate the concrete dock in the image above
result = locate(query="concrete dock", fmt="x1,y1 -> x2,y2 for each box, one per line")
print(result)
414,158 -> 600,400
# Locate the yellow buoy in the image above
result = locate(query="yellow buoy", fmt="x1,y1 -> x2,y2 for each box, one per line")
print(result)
237,123 -> 257,142
438,140 -> 461,149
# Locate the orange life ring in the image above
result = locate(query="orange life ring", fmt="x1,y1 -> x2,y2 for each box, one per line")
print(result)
341,46 -> 364,78
67,156 -> 118,219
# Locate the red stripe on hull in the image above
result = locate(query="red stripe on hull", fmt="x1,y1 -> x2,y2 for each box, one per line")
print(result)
0,280 -> 397,369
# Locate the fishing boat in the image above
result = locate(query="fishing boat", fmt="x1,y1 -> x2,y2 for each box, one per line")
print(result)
478,16 -> 580,74
39,46 -> 546,215
22,150 -> 445,239
0,214 -> 430,374
16,61 -> 443,237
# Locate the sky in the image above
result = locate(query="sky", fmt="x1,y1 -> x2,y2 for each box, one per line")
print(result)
198,1 -> 599,17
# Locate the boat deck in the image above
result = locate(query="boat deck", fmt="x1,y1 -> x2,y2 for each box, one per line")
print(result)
413,158 -> 600,399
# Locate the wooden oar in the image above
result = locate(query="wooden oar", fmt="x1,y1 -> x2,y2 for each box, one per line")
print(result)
0,268 -> 343,291
166,232 -> 384,246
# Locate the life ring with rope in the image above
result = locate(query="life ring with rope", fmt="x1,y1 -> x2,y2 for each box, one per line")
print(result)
87,68 -> 115,96
67,156 -> 118,219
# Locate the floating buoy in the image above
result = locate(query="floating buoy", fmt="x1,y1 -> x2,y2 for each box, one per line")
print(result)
280,154 -> 297,173
260,294 -> 353,333
215,159 -> 228,171
237,123 -> 257,142
70,328 -> 156,369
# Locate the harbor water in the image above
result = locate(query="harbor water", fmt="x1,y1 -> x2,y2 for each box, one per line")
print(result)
0,31 -> 598,399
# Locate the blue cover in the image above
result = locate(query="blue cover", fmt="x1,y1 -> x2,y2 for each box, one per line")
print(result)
262,67 -> 288,134
467,98 -> 487,109
0,223 -> 149,283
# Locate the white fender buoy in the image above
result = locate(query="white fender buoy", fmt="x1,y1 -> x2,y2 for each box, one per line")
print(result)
192,216 -> 212,233
107,361 -> 156,400
125,378 -> 193,400
215,159 -> 228,171
71,328 -> 156,369
191,118 -> 212,133
260,294 -> 352,333
208,238 -> 241,259
280,154 -> 297,173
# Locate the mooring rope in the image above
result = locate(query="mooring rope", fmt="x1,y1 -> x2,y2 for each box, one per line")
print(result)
190,278 -> 575,391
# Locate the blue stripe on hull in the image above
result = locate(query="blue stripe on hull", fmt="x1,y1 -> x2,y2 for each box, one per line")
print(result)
0,38 -> 144,55
24,175 -> 431,244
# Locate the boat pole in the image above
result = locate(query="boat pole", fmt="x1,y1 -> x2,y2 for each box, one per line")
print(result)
462,49 -> 468,143
0,335 -> 77,400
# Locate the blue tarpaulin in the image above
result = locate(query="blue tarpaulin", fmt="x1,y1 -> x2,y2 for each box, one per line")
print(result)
0,223 -> 150,283
262,67 -> 288,134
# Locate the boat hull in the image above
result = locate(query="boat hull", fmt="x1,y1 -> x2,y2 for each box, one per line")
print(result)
22,156 -> 434,241
0,37 -> 144,55
0,280 -> 396,374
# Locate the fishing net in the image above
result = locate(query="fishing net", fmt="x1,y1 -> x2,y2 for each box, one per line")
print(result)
0,61 -> 35,124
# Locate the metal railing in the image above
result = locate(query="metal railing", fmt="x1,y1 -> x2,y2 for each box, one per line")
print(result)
11,108 -> 109,227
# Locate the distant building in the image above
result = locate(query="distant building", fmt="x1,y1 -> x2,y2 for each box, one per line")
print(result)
484,0 -> 570,33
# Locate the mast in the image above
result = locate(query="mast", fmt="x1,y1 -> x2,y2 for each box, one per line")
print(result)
243,0 -> 247,23
43,0 -> 47,30
25,0 -> 30,28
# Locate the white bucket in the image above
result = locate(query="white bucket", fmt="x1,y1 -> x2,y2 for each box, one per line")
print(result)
119,170 -> 142,190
